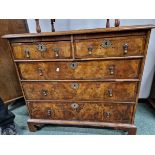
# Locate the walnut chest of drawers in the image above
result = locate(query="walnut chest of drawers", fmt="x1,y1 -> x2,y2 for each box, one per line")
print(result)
3,25 -> 155,134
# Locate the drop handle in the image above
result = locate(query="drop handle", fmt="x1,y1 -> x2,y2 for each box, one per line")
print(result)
47,109 -> 52,116
53,48 -> 60,57
56,67 -> 60,72
108,89 -> 113,97
123,43 -> 128,54
24,48 -> 30,58
88,46 -> 93,55
109,65 -> 115,75
104,112 -> 111,118
38,68 -> 43,76
41,89 -> 48,96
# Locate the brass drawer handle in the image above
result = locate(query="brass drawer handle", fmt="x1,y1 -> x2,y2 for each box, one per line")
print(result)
70,62 -> 78,69
53,48 -> 60,57
71,83 -> 79,89
104,112 -> 111,118
47,109 -> 54,118
56,67 -> 60,72
108,89 -> 113,97
109,65 -> 115,75
24,48 -> 30,58
47,109 -> 52,116
38,68 -> 43,76
88,46 -> 93,55
123,43 -> 128,54
71,103 -> 79,110
101,40 -> 112,48
41,89 -> 48,96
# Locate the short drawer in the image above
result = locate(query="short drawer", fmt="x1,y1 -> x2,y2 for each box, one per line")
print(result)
22,81 -> 138,102
75,36 -> 145,58
18,59 -> 141,80
28,101 -> 133,123
11,41 -> 72,59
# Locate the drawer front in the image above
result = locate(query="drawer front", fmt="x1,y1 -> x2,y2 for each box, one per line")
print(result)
11,41 -> 72,59
18,59 -> 141,80
75,36 -> 145,58
28,101 -> 133,123
23,82 -> 137,102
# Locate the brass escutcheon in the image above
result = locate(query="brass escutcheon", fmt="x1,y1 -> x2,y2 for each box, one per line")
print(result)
71,83 -> 79,89
37,43 -> 47,52
70,62 -> 78,69
101,40 -> 112,48
71,103 -> 79,110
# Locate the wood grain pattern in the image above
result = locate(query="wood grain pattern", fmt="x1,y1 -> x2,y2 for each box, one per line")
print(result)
11,41 -> 72,59
0,19 -> 28,103
22,81 -> 138,102
28,101 -> 133,123
17,59 -> 141,80
3,25 -> 154,134
27,119 -> 137,134
75,36 -> 145,58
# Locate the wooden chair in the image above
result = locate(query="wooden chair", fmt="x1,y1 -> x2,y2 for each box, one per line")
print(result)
35,19 -> 120,33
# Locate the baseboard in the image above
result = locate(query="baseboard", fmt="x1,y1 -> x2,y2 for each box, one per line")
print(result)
138,98 -> 149,104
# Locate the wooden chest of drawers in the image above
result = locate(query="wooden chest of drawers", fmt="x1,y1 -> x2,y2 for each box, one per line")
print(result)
3,25 -> 155,134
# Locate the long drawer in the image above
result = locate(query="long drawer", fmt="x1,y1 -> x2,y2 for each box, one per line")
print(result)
28,101 -> 133,123
11,41 -> 72,59
75,36 -> 145,58
18,59 -> 141,80
22,81 -> 138,102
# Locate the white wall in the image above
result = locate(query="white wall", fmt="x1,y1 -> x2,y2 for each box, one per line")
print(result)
27,19 -> 155,98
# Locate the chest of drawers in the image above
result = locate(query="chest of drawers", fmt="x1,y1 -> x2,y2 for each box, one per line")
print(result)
3,25 -> 155,134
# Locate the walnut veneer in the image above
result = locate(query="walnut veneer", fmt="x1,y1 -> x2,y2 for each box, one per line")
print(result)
2,25 -> 155,134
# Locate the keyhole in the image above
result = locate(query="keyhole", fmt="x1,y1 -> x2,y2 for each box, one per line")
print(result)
71,103 -> 79,109
71,83 -> 79,89
105,41 -> 108,45
70,62 -> 77,69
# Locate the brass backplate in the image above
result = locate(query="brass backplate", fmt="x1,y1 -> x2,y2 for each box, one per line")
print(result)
101,40 -> 112,48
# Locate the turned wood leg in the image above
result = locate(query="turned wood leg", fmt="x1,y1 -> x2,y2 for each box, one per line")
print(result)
127,127 -> 137,135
